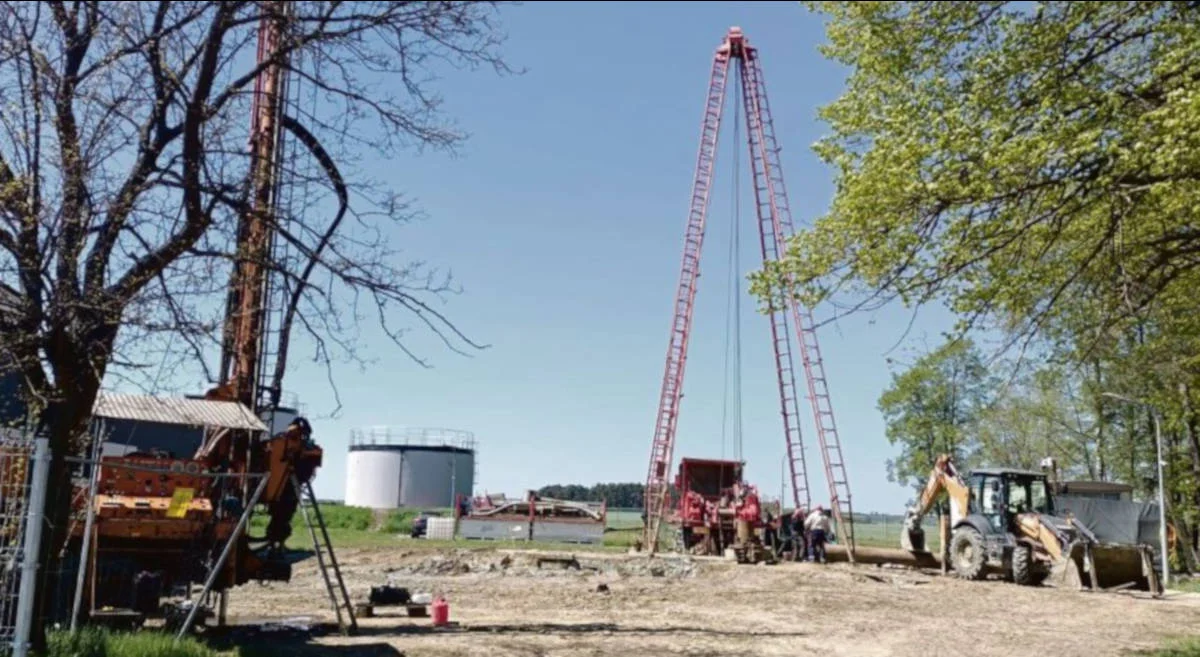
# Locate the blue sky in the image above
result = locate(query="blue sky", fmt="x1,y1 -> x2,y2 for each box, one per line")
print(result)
269,1 -> 957,513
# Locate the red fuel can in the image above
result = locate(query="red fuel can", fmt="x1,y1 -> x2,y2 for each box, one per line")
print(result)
431,597 -> 450,627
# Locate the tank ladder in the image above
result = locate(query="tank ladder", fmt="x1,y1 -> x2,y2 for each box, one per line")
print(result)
293,476 -> 358,634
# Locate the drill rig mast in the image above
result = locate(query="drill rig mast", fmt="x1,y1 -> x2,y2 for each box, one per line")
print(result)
198,0 -> 320,555
65,2 -> 348,630
213,0 -> 288,414
642,27 -> 856,558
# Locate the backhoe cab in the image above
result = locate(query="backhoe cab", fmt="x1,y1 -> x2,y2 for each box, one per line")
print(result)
903,456 -> 1095,587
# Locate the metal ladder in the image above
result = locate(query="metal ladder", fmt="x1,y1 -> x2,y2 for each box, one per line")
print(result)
643,50 -> 731,554
742,49 -> 856,558
293,476 -> 357,634
734,55 -> 812,515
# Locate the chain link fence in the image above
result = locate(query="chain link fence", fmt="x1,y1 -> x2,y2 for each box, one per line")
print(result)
0,430 -> 50,657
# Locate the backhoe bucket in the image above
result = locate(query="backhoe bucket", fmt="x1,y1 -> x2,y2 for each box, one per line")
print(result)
901,526 -> 925,553
1046,541 -> 1088,590
1047,555 -> 1084,590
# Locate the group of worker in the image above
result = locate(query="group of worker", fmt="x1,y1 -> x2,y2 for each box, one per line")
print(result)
787,505 -> 834,563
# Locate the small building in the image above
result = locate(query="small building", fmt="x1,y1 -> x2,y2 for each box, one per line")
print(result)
0,284 -> 275,449
1055,480 -> 1133,502
0,288 -> 29,427
93,392 -> 268,457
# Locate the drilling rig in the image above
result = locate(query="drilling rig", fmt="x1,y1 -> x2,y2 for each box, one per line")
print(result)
62,2 -> 356,633
642,27 -> 856,559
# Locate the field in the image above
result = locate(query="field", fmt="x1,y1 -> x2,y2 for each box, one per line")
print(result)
292,505 -> 916,553
216,541 -> 1200,657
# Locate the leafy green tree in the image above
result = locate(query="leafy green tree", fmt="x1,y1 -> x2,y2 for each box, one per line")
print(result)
751,1 -> 1200,349
974,365 -> 1106,476
877,339 -> 992,490
749,0 -> 1200,565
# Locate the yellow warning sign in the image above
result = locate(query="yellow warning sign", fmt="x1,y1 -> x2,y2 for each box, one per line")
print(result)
167,487 -> 195,519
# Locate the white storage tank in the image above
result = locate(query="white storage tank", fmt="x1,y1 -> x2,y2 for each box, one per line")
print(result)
344,426 -> 476,509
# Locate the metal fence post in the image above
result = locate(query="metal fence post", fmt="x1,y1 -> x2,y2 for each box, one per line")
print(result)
13,438 -> 50,657
71,425 -> 105,632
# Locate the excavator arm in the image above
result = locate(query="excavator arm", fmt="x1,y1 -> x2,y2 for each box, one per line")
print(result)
902,454 -> 970,553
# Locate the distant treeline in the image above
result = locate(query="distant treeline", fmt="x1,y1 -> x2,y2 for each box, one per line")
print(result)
536,483 -> 645,508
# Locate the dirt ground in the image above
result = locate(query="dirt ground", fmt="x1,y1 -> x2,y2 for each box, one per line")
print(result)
223,545 -> 1200,657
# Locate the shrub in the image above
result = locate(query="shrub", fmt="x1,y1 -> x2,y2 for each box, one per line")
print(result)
382,509 -> 420,534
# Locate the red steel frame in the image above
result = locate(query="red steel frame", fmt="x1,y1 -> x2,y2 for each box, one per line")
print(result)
642,27 -> 856,558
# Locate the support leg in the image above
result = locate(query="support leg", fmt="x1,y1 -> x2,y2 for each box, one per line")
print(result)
174,475 -> 268,642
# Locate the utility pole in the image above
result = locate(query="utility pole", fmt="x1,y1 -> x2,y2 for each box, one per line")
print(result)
1101,392 -> 1170,587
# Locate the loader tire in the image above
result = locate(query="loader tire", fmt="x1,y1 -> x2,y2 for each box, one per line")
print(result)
1012,544 -> 1038,586
950,527 -> 986,581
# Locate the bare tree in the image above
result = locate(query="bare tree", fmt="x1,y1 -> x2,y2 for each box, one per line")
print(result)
0,1 -> 511,645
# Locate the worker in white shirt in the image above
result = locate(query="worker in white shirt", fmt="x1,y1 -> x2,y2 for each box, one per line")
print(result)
804,505 -> 832,564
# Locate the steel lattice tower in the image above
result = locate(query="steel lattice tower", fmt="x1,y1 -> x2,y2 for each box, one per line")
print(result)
642,27 -> 855,559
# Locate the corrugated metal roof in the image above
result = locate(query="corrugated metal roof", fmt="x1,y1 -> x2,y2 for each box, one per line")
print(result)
93,392 -> 268,432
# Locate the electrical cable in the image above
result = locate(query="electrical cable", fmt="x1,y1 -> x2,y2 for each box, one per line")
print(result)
719,69 -> 746,463
732,70 -> 744,464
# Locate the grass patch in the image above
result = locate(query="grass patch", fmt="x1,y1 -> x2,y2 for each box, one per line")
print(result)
1147,638 -> 1200,656
311,505 -> 374,531
48,629 -> 229,657
248,503 -> 435,544
1170,577 -> 1200,594
381,508 -> 422,534
603,527 -> 640,549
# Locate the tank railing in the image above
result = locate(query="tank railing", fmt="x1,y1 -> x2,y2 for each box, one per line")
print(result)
349,426 -> 476,451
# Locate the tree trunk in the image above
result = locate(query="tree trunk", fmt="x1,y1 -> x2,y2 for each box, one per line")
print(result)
28,321 -> 113,654
29,385 -> 99,654
1178,382 -> 1200,571
1092,359 -> 1107,480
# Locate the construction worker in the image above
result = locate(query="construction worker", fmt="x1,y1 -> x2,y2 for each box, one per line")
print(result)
790,508 -> 807,562
804,505 -> 831,564
763,510 -> 778,552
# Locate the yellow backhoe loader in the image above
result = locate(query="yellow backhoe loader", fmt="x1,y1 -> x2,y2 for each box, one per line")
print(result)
902,454 -> 1102,587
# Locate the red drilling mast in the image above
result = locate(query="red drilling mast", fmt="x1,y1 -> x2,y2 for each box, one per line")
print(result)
642,27 -> 855,558
214,0 -> 288,415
